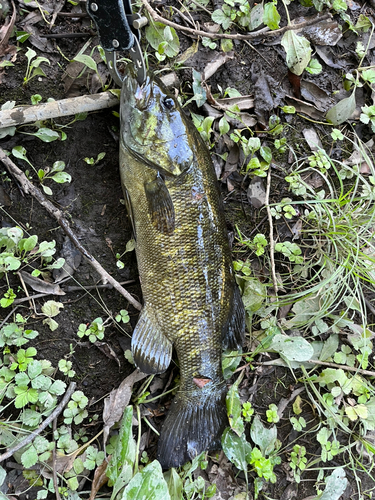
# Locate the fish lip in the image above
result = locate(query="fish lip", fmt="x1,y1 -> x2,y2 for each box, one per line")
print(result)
122,65 -> 152,107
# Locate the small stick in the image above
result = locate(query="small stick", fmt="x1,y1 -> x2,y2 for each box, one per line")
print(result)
12,281 -> 137,305
265,167 -> 278,294
255,359 -> 375,378
0,382 -> 76,463
0,148 -> 142,311
141,0 -> 331,41
0,92 -> 119,129
52,418 -> 62,500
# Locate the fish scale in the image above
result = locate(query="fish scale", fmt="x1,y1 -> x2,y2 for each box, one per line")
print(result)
119,68 -> 245,468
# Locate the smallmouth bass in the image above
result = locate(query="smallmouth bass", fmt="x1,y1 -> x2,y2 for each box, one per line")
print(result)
119,69 -> 245,469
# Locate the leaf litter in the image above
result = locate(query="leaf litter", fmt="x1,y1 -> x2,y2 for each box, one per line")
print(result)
1,0 -> 375,499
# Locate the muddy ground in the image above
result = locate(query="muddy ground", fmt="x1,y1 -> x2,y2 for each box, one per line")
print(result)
1,0 -> 375,498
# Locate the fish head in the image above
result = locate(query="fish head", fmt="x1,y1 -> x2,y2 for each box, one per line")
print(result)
120,67 -> 194,177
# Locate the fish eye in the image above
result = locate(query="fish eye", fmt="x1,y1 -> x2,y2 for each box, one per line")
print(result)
162,97 -> 175,110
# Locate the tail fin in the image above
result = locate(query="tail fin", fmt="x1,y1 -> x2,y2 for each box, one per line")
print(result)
157,386 -> 227,469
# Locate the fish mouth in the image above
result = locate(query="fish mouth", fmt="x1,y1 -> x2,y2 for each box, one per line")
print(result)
122,65 -> 152,110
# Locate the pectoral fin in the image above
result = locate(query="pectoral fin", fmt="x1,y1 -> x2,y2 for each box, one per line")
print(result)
144,174 -> 175,235
222,285 -> 245,351
132,305 -> 172,374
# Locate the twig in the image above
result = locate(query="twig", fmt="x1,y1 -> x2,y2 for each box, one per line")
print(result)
52,418 -> 62,500
141,0 -> 331,41
0,305 -> 20,329
255,359 -> 375,378
0,92 -> 119,129
306,359 -> 375,377
265,167 -> 278,294
12,281 -> 136,305
0,148 -> 142,311
0,382 -> 76,463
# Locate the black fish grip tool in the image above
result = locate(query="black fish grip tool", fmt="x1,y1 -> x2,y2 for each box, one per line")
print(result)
86,0 -> 147,85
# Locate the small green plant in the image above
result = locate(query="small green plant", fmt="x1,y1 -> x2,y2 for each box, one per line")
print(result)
360,105 -> 375,132
58,359 -> 76,378
77,317 -> 105,343
236,227 -> 268,257
83,152 -> 106,165
289,444 -> 307,483
145,22 -> 180,62
23,47 -> 50,85
270,198 -> 297,219
308,149 -> 331,173
12,147 -> 71,194
266,403 -> 279,423
290,416 -> 306,432
116,309 -> 130,323
63,390 -> 89,425
274,241 -> 303,264
242,401 -> 254,422
0,227 -> 64,307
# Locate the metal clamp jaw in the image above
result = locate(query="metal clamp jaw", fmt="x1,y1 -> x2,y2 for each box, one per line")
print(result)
87,0 -> 147,86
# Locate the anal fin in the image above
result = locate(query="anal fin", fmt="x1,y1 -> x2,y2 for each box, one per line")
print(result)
132,305 -> 172,374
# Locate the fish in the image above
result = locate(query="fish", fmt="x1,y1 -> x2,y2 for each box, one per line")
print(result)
119,67 -> 245,469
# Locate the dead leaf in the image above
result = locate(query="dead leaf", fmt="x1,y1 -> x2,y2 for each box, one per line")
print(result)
19,271 -> 66,295
0,0 -> 16,57
103,369 -> 147,445
303,128 -> 323,152
202,52 -> 234,81
343,139 -> 374,174
95,342 -> 121,368
215,95 -> 254,111
53,236 -> 82,282
252,69 -> 285,126
314,46 -> 346,69
285,96 -> 325,121
89,459 -> 109,500
291,219 -> 303,240
301,16 -> 342,46
222,143 -> 240,181
247,177 -> 266,208
301,80 -> 332,112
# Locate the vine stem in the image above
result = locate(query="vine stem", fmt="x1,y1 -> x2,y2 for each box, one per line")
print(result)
141,0 -> 331,41
0,382 -> 76,463
265,167 -> 278,294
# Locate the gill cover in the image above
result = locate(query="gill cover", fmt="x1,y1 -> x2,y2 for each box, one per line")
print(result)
120,69 -> 194,177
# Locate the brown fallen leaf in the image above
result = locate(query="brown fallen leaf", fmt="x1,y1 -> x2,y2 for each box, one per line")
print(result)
202,51 -> 234,81
342,139 -> 374,174
215,95 -> 254,111
89,458 -> 109,500
301,80 -> 332,112
303,128 -> 323,152
300,14 -> 342,46
0,0 -> 16,57
285,96 -> 325,121
247,176 -> 266,209
95,342 -> 121,368
103,369 -> 147,445
19,271 -> 66,295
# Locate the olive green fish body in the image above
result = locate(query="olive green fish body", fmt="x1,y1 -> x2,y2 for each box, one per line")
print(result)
120,70 -> 244,468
